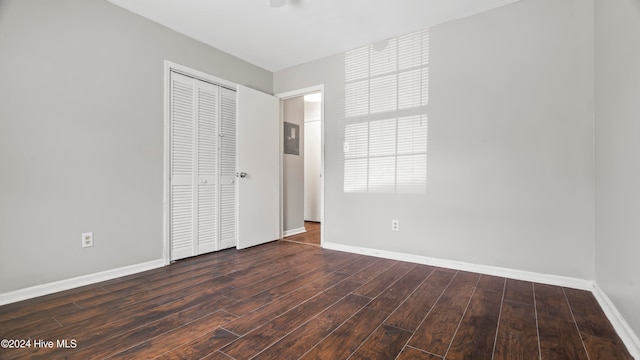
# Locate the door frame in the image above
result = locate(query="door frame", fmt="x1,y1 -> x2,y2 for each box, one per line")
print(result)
163,61 -> 238,265
275,85 -> 325,246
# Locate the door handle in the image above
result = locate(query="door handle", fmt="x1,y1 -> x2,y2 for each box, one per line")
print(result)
236,172 -> 248,178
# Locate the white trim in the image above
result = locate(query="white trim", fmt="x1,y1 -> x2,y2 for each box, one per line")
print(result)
277,85 -> 323,100
322,242 -> 593,290
163,61 -> 171,265
278,99 -> 284,240
275,85 -> 325,246
165,61 -> 237,91
0,259 -> 165,306
592,285 -> 640,359
283,227 -> 307,237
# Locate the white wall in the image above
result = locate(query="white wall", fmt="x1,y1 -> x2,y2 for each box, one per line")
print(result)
595,0 -> 640,338
0,0 -> 272,294
282,97 -> 305,233
274,0 -> 595,279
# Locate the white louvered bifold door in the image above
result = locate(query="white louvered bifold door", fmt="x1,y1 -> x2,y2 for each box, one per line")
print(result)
195,81 -> 219,255
170,71 -> 234,261
219,87 -> 237,250
170,72 -> 197,260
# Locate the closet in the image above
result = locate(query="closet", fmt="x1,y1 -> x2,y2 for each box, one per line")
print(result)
169,71 -> 237,261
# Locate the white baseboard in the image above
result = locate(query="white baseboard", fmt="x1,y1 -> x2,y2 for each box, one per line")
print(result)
592,285 -> 640,359
0,259 -> 165,306
323,241 -> 640,357
283,227 -> 307,237
323,242 -> 593,290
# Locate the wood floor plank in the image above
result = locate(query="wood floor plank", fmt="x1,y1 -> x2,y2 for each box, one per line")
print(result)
227,249 -> 351,304
476,274 -> 505,292
564,287 -> 618,338
446,288 -> 503,359
0,316 -> 62,340
224,251 -> 321,299
223,250 -> 354,310
220,280 -> 361,359
299,307 -> 388,360
535,283 -> 590,359
534,283 -> 573,322
564,288 -> 634,359
503,278 -> 534,306
253,294 -> 371,360
23,295 -> 234,360
581,333 -> 634,360
224,267 -> 339,315
407,271 -> 480,356
537,315 -> 589,360
108,310 -> 236,359
493,300 -> 539,360
384,268 -> 456,332
349,324 -> 413,360
331,253 -> 378,277
52,275 -> 235,329
99,242 -> 297,295
0,302 -> 80,333
70,271 -> 230,314
352,261 -> 416,298
0,287 -> 107,324
153,327 -> 238,360
220,243 -> 307,279
343,257 -> 397,285
396,346 -> 444,359
222,272 -> 348,335
0,281 -> 94,314
31,286 -> 234,353
201,350 -> 235,360
367,264 -> 435,313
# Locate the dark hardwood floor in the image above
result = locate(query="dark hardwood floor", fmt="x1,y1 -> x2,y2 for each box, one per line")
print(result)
0,238 -> 633,359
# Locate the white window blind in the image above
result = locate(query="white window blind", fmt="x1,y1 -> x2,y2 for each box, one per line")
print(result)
343,29 -> 429,194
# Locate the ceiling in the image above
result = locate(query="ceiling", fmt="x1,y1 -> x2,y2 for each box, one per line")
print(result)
107,0 -> 520,72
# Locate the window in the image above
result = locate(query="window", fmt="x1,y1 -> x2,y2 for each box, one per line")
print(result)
344,29 -> 429,194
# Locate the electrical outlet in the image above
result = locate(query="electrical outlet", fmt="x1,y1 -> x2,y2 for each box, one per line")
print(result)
82,232 -> 93,248
391,220 -> 399,231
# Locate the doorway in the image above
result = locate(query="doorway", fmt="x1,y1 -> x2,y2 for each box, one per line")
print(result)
278,86 -> 324,246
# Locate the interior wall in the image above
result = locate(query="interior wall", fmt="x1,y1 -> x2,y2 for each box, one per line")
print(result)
282,97 -> 305,233
595,0 -> 640,338
274,0 -> 595,279
0,0 -> 272,294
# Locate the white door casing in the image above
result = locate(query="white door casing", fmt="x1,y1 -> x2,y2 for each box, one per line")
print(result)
276,85 -> 325,245
236,85 -> 280,249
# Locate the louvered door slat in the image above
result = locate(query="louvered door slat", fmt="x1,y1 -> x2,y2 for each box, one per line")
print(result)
219,87 -> 237,250
196,81 -> 219,254
171,185 -> 194,259
171,74 -> 194,178
170,73 -> 196,260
